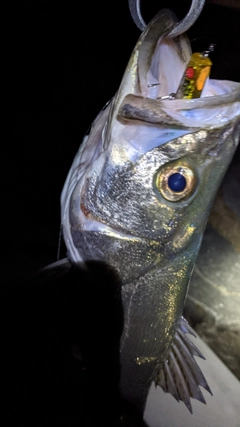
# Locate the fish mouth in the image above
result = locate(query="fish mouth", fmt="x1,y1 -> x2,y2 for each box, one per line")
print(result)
115,9 -> 240,129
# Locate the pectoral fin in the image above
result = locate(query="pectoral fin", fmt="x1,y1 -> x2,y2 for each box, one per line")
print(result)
157,317 -> 212,413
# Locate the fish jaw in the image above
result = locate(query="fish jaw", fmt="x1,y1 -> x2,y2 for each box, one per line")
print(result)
114,9 -> 191,101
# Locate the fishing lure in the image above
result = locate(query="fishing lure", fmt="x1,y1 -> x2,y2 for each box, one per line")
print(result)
176,44 -> 215,99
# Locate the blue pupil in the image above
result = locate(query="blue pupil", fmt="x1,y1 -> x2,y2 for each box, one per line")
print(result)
168,173 -> 186,192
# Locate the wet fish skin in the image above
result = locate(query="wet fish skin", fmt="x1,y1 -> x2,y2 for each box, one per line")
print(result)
61,8 -> 240,414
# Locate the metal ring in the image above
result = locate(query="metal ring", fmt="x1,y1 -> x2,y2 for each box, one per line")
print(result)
128,0 -> 206,36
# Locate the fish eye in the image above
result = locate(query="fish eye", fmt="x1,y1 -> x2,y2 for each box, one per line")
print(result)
156,165 -> 197,202
168,173 -> 186,192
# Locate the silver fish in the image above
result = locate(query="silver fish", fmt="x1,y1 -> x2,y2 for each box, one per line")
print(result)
60,9 -> 240,415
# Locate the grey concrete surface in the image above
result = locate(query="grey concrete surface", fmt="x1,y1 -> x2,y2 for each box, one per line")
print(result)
144,333 -> 240,427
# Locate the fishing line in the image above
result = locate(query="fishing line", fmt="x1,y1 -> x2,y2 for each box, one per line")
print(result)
57,223 -> 63,261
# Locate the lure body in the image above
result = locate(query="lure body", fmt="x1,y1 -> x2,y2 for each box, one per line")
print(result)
176,51 -> 212,99
61,9 -> 240,414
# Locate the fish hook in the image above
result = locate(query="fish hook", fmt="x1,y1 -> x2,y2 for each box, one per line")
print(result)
128,0 -> 206,36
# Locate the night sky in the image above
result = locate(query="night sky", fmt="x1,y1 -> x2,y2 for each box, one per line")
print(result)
3,1 -> 240,426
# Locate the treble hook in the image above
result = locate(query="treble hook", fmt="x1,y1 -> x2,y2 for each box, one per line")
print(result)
128,0 -> 206,37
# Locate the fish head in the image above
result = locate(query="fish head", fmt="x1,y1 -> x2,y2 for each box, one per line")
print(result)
61,9 -> 240,282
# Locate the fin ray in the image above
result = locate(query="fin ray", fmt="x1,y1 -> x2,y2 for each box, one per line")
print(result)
157,317 -> 212,412
168,349 -> 193,413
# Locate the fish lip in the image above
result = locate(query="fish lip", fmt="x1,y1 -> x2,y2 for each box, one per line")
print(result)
118,91 -> 240,128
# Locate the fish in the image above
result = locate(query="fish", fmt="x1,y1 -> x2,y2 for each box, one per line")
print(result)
59,8 -> 240,416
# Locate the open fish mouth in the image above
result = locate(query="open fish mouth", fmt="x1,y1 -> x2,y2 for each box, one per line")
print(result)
114,8 -> 240,130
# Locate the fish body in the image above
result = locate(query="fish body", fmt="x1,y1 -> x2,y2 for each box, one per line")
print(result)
61,9 -> 240,414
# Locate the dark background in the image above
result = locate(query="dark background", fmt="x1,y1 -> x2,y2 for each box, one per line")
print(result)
3,1 -> 240,426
